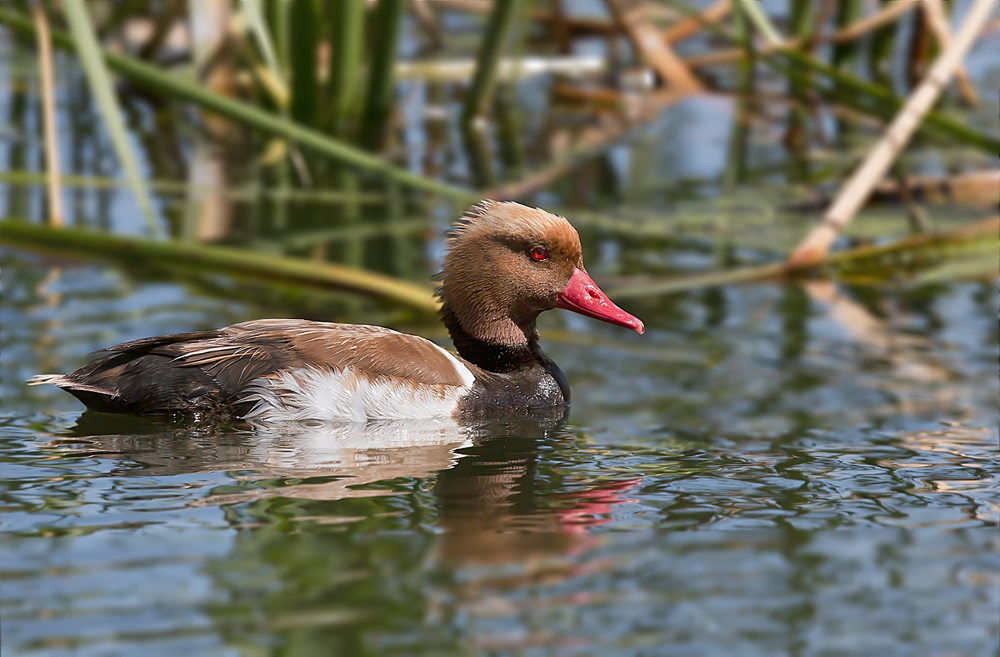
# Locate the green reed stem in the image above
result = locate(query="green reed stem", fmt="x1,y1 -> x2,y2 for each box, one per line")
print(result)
831,0 -> 863,70
461,0 -> 521,125
0,8 -> 476,203
661,0 -> 994,152
289,0 -> 319,127
361,0 -> 406,149
732,0 -> 783,46
328,0 -> 366,132
61,0 -> 159,235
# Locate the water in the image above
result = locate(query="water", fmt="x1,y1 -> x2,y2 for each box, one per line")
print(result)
4,245 -> 998,654
3,13 -> 1000,656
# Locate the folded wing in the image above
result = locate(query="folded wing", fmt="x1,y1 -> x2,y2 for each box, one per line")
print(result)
30,319 -> 475,418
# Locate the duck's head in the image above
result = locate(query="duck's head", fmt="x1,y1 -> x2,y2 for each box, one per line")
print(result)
440,201 -> 644,347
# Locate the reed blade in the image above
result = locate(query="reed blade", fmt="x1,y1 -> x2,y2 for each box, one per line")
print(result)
733,0 -> 783,46
241,0 -> 282,75
289,0 -> 319,127
361,0 -> 406,148
2,220 -> 441,314
61,0 -> 159,235
328,0 -> 366,131
461,0 -> 521,125
0,7 -> 476,203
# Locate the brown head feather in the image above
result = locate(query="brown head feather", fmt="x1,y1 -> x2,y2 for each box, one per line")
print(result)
440,201 -> 584,347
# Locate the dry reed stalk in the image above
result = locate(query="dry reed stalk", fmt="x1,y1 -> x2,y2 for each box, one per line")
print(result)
529,10 -> 618,36
547,0 -> 571,53
921,0 -> 978,105
810,0 -> 839,47
408,0 -> 441,43
485,89 -> 686,199
609,215 -> 999,299
550,83 -> 630,108
428,0 -> 619,34
32,1 -> 63,227
717,89 -> 886,130
785,169 -> 1000,210
662,0 -> 730,44
423,0 -> 491,12
907,2 -> 935,90
822,0 -> 920,42
872,170 -> 1000,206
983,16 -> 1000,36
786,0 -> 997,268
605,0 -> 702,92
137,0 -> 185,60
685,0 -> 919,67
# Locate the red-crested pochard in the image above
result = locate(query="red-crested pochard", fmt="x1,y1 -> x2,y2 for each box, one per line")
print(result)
29,201 -> 643,422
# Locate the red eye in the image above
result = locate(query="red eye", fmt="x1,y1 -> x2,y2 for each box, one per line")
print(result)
530,246 -> 549,261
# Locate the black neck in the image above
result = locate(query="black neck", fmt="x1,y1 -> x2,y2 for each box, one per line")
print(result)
440,299 -> 540,373
440,298 -> 571,402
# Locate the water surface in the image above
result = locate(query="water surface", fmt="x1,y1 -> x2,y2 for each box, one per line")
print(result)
4,250 -> 998,654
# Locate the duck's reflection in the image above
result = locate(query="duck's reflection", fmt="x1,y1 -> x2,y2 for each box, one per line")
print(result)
58,411 -> 482,500
51,409 -> 640,650
54,408 -> 638,546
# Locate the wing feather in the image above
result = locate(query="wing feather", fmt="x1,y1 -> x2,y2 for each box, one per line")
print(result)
32,319 -> 474,415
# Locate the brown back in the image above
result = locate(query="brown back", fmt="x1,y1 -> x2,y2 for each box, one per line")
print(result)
108,319 -> 471,395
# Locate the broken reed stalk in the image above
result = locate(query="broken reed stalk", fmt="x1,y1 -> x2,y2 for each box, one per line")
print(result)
409,0 -> 442,44
31,1 -> 62,227
461,0 -> 520,125
871,170 -> 1000,207
608,216 -> 999,299
604,0 -> 702,92
786,0 -> 997,267
684,0 -> 918,67
1,220 -> 441,314
776,169 -> 1000,210
921,0 -> 978,105
662,0 -> 731,44
906,1 -> 934,90
664,0 -> 992,151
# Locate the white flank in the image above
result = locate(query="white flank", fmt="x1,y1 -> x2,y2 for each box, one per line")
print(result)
240,366 -> 471,423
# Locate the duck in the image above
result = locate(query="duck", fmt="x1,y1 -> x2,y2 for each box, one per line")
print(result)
28,201 -> 643,423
